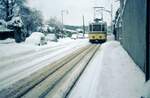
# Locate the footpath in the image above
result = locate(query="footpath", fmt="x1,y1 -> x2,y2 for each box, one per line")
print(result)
68,41 -> 150,98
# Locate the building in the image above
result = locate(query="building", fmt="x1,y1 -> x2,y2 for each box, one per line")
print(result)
114,0 -> 149,80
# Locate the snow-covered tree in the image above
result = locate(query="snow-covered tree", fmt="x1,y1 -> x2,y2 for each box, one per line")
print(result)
46,17 -> 61,29
0,0 -> 25,21
46,17 -> 62,38
23,8 -> 43,33
0,0 -> 43,33
0,0 -> 15,21
0,0 -> 44,42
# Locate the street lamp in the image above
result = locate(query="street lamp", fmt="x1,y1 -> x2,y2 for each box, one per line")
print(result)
61,10 -> 68,38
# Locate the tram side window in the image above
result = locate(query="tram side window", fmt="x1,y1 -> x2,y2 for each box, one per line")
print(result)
101,25 -> 107,32
102,25 -> 104,31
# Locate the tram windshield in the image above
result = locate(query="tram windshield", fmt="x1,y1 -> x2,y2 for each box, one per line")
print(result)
89,24 -> 107,32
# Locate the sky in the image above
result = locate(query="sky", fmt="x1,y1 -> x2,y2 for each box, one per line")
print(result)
27,0 -> 120,26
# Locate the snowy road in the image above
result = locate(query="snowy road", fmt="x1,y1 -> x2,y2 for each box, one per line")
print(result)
0,39 -> 89,90
0,43 -> 99,98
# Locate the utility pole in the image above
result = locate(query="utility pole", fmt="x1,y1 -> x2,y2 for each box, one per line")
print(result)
61,10 -> 64,38
111,4 -> 113,34
82,15 -> 85,37
61,10 -> 68,38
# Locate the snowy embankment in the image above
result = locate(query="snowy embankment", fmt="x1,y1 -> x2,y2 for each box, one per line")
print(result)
68,41 -> 149,98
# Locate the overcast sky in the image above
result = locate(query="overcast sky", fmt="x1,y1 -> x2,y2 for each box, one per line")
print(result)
27,0 -> 119,26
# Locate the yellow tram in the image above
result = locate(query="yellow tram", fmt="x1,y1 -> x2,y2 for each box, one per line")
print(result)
89,18 -> 107,43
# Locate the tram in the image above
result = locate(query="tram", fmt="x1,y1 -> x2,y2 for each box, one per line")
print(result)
89,18 -> 107,43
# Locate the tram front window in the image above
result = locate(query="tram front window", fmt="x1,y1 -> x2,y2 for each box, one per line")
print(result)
93,25 -> 101,31
89,24 -> 107,32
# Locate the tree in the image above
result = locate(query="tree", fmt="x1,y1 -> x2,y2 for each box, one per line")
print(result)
0,0 -> 43,34
20,7 -> 43,34
0,0 -> 15,21
46,17 -> 62,29
0,0 -> 26,21
46,17 -> 62,38
0,0 -> 44,42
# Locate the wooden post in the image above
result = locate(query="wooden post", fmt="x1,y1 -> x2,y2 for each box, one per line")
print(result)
82,15 -> 85,37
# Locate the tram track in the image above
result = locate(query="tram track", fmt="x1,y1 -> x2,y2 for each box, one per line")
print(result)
46,45 -> 99,98
0,44 -> 100,98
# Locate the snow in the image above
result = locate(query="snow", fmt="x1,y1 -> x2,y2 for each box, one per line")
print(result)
107,33 -> 115,41
58,37 -> 73,42
45,33 -> 57,42
0,37 -> 89,90
8,16 -> 23,28
25,32 -> 46,45
0,37 -> 85,60
0,43 -> 34,60
0,33 -> 149,97
68,40 -> 147,98
142,80 -> 150,98
0,38 -> 15,44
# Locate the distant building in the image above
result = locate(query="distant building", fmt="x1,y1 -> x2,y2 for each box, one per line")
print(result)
63,29 -> 78,37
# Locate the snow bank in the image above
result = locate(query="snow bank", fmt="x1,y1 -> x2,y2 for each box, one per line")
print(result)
0,38 -> 15,44
25,32 -> 46,45
107,33 -> 115,41
142,80 -> 150,98
58,37 -> 73,43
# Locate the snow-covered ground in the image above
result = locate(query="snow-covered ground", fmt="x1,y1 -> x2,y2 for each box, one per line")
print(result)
0,37 -> 81,60
0,37 -> 89,90
68,41 -> 150,98
0,34 -> 149,98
